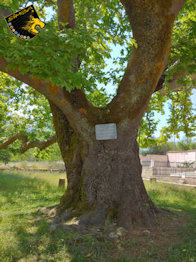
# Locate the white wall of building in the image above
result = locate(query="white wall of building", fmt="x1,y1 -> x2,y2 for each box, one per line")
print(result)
167,151 -> 196,163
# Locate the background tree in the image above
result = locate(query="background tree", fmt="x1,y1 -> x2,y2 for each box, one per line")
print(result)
140,138 -> 196,155
0,0 -> 194,230
0,72 -> 58,161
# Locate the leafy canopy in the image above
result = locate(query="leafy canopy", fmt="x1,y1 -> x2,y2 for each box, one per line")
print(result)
0,0 -> 195,155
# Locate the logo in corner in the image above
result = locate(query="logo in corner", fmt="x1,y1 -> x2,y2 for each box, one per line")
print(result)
5,5 -> 45,40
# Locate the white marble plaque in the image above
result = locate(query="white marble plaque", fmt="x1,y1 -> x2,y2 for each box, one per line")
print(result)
95,123 -> 117,140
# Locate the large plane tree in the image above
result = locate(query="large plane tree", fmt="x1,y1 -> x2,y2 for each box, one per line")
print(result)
0,0 -> 194,230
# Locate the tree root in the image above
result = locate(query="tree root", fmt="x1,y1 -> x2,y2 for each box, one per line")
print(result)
78,205 -> 108,227
37,204 -> 59,216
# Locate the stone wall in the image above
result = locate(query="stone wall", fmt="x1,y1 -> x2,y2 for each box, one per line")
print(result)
141,167 -> 154,178
142,166 -> 193,177
153,167 -> 193,177
142,166 -> 196,185
140,154 -> 168,162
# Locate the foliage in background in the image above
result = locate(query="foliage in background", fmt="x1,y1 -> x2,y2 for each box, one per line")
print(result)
140,138 -> 196,155
0,72 -> 61,162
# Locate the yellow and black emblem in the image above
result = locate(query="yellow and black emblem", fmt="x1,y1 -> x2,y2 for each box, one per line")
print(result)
5,5 -> 45,40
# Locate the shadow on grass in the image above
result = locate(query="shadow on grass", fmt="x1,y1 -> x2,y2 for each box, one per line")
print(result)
11,213 -> 116,262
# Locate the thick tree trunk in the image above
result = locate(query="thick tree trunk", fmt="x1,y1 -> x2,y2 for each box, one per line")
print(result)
49,103 -> 157,230
77,118 -> 157,230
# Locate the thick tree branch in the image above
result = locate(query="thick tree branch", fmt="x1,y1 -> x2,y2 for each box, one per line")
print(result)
0,134 -> 27,150
105,0 -> 186,122
21,135 -> 57,153
0,134 -> 57,153
57,1 -> 80,72
57,0 -> 76,29
0,58 -> 64,106
0,57 -> 94,141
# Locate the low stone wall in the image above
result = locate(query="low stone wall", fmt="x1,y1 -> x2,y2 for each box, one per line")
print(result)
142,166 -> 196,185
142,167 -> 154,178
142,167 -> 191,178
154,167 -> 192,177
155,176 -> 196,185
141,160 -> 168,167
140,154 -> 168,162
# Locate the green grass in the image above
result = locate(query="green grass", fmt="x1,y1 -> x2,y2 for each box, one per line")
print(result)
145,181 -> 196,262
145,181 -> 196,213
0,160 -> 65,170
0,170 -> 195,262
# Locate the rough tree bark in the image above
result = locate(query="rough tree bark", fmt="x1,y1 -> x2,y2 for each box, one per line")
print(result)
0,0 -> 185,230
49,101 -> 158,229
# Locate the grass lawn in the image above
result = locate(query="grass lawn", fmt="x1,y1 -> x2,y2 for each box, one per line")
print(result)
0,170 -> 195,262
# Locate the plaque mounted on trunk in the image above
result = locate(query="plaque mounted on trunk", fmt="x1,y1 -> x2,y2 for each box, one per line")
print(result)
95,123 -> 117,140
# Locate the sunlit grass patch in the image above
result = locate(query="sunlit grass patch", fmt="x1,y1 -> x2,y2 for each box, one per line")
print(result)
145,181 -> 196,213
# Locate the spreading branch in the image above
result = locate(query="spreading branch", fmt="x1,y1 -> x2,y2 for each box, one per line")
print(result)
105,0 -> 186,122
0,57 -> 94,141
0,134 -> 57,153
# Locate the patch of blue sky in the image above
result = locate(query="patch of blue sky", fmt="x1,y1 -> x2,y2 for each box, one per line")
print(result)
44,6 -> 56,22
